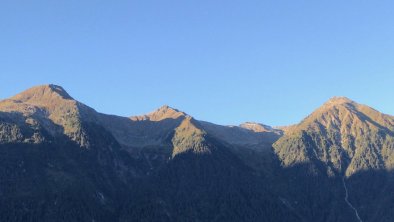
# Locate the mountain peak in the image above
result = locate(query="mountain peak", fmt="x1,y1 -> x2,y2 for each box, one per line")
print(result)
10,84 -> 74,103
275,95 -> 394,177
0,84 -> 96,147
172,116 -> 210,157
47,84 -> 73,99
131,105 -> 187,121
240,122 -> 275,133
157,104 -> 179,113
294,97 -> 358,129
324,96 -> 354,106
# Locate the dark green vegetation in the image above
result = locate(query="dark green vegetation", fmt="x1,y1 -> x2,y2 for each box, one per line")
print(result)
0,85 -> 393,221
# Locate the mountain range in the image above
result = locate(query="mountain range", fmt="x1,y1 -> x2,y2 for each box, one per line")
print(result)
1,84 -> 393,221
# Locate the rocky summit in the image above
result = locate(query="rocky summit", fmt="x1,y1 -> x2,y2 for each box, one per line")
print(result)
0,85 -> 394,222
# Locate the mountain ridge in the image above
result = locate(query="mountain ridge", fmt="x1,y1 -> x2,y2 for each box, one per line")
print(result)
1,85 -> 394,222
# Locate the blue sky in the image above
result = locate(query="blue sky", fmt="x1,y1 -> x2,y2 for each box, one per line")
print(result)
1,1 -> 394,126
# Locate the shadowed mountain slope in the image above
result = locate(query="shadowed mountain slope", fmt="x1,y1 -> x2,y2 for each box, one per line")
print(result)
0,85 -> 296,222
2,86 -> 394,222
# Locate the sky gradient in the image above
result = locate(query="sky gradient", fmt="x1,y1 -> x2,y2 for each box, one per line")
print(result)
1,1 -> 394,126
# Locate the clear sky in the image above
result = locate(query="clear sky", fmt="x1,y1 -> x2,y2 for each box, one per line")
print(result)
1,1 -> 394,126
